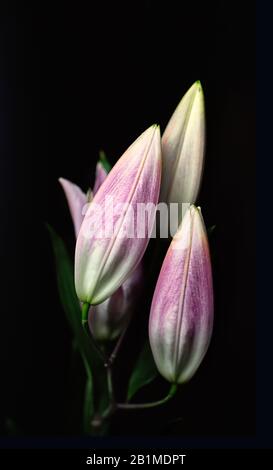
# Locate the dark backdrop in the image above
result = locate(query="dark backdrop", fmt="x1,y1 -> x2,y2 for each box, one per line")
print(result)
0,1 -> 255,439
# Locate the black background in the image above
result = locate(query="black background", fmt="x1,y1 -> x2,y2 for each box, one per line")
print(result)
0,0 -> 255,440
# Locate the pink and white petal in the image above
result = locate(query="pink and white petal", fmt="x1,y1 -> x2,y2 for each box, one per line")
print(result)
75,125 -> 162,304
93,162 -> 108,195
59,177 -> 86,237
149,206 -> 213,384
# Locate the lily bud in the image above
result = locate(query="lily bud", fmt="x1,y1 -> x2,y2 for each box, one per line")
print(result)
160,81 -> 205,222
88,263 -> 142,341
58,178 -> 86,238
93,161 -> 108,195
149,205 -> 213,384
59,162 -> 108,237
59,162 -> 140,335
75,125 -> 162,305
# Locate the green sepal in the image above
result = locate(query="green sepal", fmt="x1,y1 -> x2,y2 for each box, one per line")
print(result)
99,150 -> 111,173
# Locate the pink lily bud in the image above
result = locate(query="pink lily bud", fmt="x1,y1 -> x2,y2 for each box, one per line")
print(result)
160,81 -> 205,222
59,161 -> 141,335
149,205 -> 213,384
59,162 -> 108,237
58,178 -> 87,238
93,161 -> 108,195
88,263 -> 142,341
75,125 -> 162,305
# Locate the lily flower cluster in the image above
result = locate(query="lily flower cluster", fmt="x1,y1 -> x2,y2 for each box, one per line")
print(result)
56,81 -> 213,430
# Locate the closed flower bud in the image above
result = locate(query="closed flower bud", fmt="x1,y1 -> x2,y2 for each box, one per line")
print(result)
58,178 -> 86,238
59,162 -> 108,237
75,125 -> 161,305
93,161 -> 108,195
149,205 -> 213,384
59,160 -> 140,332
88,263 -> 142,341
160,81 -> 205,223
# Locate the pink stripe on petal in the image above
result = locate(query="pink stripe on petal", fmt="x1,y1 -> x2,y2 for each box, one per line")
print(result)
149,205 -> 213,384
75,125 -> 161,304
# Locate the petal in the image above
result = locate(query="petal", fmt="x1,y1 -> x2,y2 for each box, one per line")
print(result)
88,287 -> 126,341
149,205 -> 213,383
75,125 -> 161,304
59,178 -> 86,237
93,161 -> 108,195
160,82 -> 205,220
88,262 -> 143,341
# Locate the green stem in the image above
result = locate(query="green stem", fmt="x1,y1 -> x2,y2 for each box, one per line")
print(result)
100,403 -> 116,421
81,302 -> 106,362
117,383 -> 177,410
106,366 -> 114,403
81,301 -> 90,324
107,320 -> 130,366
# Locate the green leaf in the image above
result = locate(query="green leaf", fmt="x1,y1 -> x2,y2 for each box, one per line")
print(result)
127,341 -> 159,402
99,150 -> 111,173
47,225 -> 80,330
47,224 -> 109,433
47,223 -> 103,362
